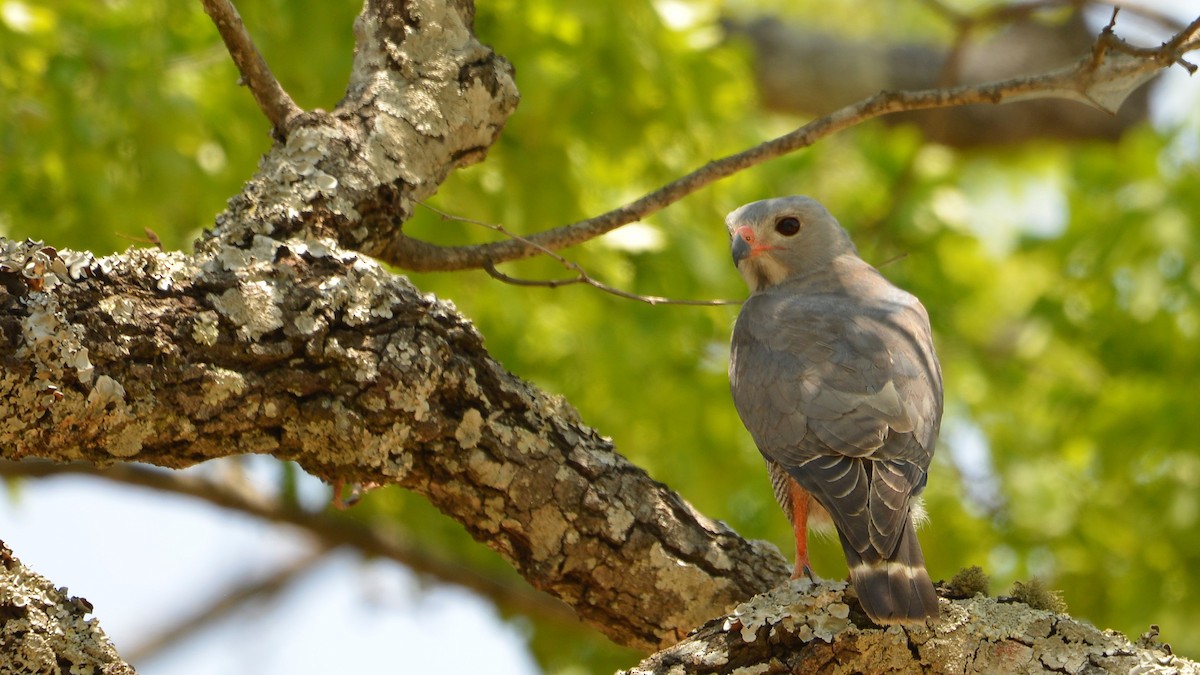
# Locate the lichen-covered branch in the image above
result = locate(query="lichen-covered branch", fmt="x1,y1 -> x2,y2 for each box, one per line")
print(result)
0,540 -> 135,674
199,0 -> 519,267
0,235 -> 787,651
623,579 -> 1199,675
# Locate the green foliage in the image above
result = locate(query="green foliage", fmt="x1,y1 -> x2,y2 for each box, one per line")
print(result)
943,565 -> 990,599
4,0 -> 1200,669
1010,578 -> 1068,614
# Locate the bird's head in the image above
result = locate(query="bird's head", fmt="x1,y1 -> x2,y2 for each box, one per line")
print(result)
726,195 -> 856,292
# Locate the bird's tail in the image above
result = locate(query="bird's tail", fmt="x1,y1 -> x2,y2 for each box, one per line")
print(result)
839,518 -> 939,625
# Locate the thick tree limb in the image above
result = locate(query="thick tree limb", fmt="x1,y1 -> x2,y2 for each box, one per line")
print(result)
0,540 -> 135,674
0,235 -> 787,651
200,0 -> 302,131
622,579 -> 1199,674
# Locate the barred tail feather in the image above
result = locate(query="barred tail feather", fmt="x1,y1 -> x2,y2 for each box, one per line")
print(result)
841,519 -> 939,624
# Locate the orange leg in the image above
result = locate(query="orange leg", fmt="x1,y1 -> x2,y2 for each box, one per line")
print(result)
789,478 -> 815,580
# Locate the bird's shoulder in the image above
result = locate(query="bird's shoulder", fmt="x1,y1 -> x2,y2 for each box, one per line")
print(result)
735,261 -> 926,353
730,257 -> 942,461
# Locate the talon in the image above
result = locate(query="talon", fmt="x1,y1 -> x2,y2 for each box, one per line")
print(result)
330,479 -> 373,510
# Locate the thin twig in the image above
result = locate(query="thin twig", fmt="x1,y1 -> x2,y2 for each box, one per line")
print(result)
1096,13 -> 1200,72
421,203 -> 741,307
126,546 -> 330,664
877,252 -> 911,269
386,13 -> 1200,274
0,460 -> 578,625
200,0 -> 301,131
113,228 -> 165,251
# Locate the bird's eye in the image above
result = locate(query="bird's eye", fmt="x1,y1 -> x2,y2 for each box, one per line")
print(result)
774,216 -> 801,236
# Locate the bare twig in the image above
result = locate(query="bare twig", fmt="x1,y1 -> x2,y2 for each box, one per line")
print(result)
422,203 -> 740,307
113,228 -> 165,251
1097,13 -> 1200,72
386,14 -> 1199,274
200,0 -> 301,131
0,460 -> 578,626
924,0 -> 1185,33
125,546 -> 330,664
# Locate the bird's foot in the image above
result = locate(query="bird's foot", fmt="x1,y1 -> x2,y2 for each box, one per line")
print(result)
330,479 -> 380,510
790,560 -> 816,582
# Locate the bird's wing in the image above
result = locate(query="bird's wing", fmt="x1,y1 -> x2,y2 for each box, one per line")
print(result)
730,286 -> 941,559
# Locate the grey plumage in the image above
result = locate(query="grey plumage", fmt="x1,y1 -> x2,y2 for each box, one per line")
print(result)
727,196 -> 942,624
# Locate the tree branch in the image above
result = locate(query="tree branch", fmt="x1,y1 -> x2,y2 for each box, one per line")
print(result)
200,0 -> 302,132
423,204 -> 738,306
126,545 -> 330,664
0,540 -> 135,673
0,459 -> 578,626
0,235 -> 786,651
380,14 -> 1198,272
622,579 -> 1199,674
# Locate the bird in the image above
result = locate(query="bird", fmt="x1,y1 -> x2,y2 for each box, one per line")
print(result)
726,195 -> 942,625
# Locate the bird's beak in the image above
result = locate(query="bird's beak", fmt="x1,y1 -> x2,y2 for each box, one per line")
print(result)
731,225 -> 756,265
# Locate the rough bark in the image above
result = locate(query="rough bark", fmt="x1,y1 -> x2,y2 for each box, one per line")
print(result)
0,233 -> 786,653
623,579 -> 1197,675
0,540 -> 134,674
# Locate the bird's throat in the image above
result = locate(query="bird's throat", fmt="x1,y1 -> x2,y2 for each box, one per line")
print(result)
739,255 -> 790,292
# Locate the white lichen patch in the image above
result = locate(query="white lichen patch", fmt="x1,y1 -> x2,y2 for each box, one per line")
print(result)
379,422 -> 414,478
540,394 -> 583,425
455,408 -> 484,449
649,542 -> 720,609
293,313 -> 322,336
304,238 -> 330,258
134,248 -> 192,292
191,311 -> 220,346
348,428 -> 394,470
350,349 -> 380,383
209,281 -> 284,341
724,578 -> 851,644
108,419 -> 152,458
16,292 -> 93,399
951,595 -> 1051,642
670,640 -> 730,670
466,450 -> 516,491
527,504 -> 569,561
69,347 -> 94,384
86,375 -> 126,410
514,427 -> 545,456
248,124 -> 363,219
605,502 -> 635,542
702,543 -> 734,571
386,373 -> 435,421
202,368 -> 246,407
98,295 -> 137,325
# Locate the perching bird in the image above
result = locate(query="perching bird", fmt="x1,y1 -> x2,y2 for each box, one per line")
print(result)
727,196 -> 942,624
